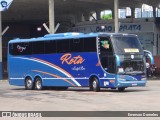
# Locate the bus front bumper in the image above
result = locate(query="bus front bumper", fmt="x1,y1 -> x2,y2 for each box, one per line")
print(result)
117,80 -> 146,88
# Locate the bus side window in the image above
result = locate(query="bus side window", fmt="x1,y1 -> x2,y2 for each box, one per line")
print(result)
70,39 -> 83,52
9,42 -> 32,55
32,41 -> 44,54
83,37 -> 96,52
22,42 -> 32,55
99,37 -> 116,73
57,39 -> 70,53
45,40 -> 57,54
9,43 -> 18,55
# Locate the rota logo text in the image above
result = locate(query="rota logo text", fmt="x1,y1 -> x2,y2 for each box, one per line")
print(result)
60,53 -> 85,65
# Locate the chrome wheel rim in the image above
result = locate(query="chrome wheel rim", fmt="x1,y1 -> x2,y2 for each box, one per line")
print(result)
92,80 -> 97,90
26,79 -> 32,88
36,80 -> 41,90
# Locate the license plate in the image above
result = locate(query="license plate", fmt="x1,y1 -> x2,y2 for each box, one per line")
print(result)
132,83 -> 137,86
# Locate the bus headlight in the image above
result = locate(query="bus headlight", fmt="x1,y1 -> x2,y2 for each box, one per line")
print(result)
118,78 -> 126,81
118,67 -> 124,73
141,78 -> 147,81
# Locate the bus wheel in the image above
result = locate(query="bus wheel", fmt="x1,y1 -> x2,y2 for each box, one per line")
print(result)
35,77 -> 43,90
90,78 -> 100,92
25,77 -> 34,90
118,87 -> 125,92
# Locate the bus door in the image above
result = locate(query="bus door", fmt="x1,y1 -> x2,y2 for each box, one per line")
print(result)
97,36 -> 116,74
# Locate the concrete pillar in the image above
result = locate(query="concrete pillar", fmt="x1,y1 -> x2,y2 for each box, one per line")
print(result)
96,10 -> 101,20
49,0 -> 55,33
0,12 -> 2,80
114,0 -> 119,33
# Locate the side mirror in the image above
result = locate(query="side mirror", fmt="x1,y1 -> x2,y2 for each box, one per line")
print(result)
144,50 -> 154,64
115,55 -> 120,67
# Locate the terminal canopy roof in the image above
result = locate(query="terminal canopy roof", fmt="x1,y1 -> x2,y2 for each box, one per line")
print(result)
2,0 -> 160,21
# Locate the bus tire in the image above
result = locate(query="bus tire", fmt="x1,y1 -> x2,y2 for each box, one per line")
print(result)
118,87 -> 125,92
25,77 -> 34,90
35,77 -> 43,90
90,77 -> 100,92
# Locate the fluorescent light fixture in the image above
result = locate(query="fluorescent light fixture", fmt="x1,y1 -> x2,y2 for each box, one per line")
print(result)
37,27 -> 41,31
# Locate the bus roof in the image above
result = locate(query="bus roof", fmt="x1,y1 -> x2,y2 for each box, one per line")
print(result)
9,32 -> 138,43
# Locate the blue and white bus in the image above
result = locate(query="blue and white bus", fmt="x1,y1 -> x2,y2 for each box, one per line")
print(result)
8,32 -> 153,92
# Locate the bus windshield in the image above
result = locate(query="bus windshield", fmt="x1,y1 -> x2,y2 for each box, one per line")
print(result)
117,54 -> 145,74
98,35 -> 145,75
112,36 -> 143,54
111,36 -> 145,74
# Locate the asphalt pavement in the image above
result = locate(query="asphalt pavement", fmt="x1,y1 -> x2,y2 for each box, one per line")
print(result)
0,79 -> 160,120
